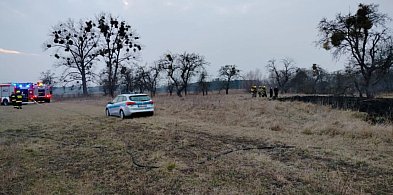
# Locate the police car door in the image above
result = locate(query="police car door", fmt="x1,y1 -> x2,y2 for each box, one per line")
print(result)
114,95 -> 126,115
109,96 -> 120,115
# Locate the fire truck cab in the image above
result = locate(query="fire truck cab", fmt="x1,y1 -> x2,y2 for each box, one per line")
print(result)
32,82 -> 52,103
12,82 -> 34,102
0,83 -> 14,106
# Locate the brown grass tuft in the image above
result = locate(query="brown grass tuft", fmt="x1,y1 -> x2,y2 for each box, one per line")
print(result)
270,124 -> 284,131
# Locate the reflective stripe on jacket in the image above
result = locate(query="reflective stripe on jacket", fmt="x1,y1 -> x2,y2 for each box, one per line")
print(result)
10,95 -> 16,102
16,95 -> 23,102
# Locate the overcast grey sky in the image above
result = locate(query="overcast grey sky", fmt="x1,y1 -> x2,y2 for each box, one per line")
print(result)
0,0 -> 392,84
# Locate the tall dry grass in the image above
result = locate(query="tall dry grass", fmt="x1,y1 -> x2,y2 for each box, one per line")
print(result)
154,93 -> 393,169
155,93 -> 392,141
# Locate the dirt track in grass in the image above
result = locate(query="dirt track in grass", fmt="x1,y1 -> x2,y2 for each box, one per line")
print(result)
1,93 -> 392,194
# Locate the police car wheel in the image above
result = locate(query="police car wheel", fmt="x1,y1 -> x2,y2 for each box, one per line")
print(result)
120,110 -> 125,119
2,99 -> 8,106
106,109 -> 110,117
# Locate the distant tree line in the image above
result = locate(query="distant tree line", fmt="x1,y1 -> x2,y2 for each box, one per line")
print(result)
42,3 -> 392,98
265,63 -> 393,96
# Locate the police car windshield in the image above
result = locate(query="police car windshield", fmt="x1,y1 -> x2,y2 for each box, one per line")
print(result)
129,95 -> 150,101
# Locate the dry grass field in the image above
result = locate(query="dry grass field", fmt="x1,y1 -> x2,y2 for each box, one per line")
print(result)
1,93 -> 393,194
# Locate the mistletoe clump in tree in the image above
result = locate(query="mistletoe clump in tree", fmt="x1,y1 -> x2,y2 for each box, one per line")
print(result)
97,13 -> 142,97
45,19 -> 100,96
318,4 -> 393,98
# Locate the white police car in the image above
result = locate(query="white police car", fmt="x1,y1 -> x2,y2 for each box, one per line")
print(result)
105,94 -> 154,119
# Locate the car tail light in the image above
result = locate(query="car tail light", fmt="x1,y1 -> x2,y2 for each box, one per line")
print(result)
126,101 -> 136,106
149,100 -> 154,104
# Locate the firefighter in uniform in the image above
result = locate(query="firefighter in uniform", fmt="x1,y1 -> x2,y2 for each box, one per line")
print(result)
10,92 -> 16,108
262,86 -> 267,97
250,85 -> 257,98
258,86 -> 263,97
15,90 -> 23,109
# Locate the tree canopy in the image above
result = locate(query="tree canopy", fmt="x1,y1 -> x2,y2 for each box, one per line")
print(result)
45,19 -> 100,95
318,3 -> 393,98
218,65 -> 240,94
159,52 -> 208,97
97,13 -> 142,97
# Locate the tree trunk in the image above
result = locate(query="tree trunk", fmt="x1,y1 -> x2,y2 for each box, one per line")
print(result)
354,81 -> 363,98
225,79 -> 230,95
81,69 -> 88,96
365,83 -> 374,99
364,75 -> 374,99
109,83 -> 115,98
175,84 -> 184,97
176,90 -> 182,97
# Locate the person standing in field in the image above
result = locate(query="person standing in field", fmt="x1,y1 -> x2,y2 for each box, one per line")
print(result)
15,90 -> 23,109
250,85 -> 257,98
269,87 -> 273,98
10,92 -> 16,108
258,86 -> 263,97
273,87 -> 279,99
262,86 -> 267,97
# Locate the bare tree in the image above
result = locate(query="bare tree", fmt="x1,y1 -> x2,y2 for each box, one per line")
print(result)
97,13 -> 141,97
39,70 -> 57,85
311,64 -> 329,94
318,3 -> 393,98
266,58 -> 296,93
198,70 -> 209,96
98,69 -> 107,95
45,18 -> 100,96
134,64 -> 161,97
119,66 -> 135,93
330,70 -> 356,95
167,81 -> 175,96
218,65 -> 241,94
288,68 -> 311,94
159,52 -> 208,97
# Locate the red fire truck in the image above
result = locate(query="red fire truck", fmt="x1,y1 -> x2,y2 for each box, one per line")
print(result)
12,82 -> 34,102
1,82 -> 52,104
31,82 -> 52,103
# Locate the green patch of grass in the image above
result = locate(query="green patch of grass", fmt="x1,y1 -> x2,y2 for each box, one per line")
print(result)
167,162 -> 176,171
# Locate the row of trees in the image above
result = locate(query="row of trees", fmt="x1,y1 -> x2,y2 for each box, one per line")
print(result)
44,4 -> 392,98
106,54 -> 242,97
45,13 -> 141,97
265,60 -> 393,96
